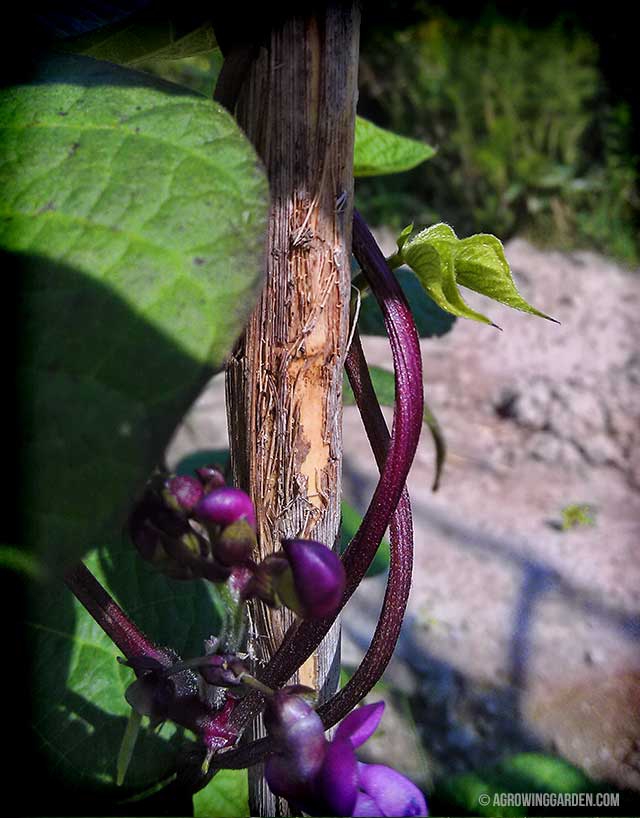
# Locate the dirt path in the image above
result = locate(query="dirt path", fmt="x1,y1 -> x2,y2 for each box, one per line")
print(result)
166,237 -> 640,792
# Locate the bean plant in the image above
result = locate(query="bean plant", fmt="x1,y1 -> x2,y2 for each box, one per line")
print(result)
1,4 -> 554,816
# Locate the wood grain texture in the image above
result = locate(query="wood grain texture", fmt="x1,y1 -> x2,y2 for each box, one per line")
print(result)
225,4 -> 360,814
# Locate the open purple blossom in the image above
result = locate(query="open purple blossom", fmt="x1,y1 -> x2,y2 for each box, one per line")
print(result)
265,693 -> 427,816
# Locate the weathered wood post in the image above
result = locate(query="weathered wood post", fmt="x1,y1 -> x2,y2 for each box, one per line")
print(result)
223,3 -> 360,814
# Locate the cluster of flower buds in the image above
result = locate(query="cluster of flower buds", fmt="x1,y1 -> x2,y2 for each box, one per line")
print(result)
127,467 -> 250,583
127,468 -> 346,621
121,644 -> 250,721
264,687 -> 428,816
118,645 -> 242,767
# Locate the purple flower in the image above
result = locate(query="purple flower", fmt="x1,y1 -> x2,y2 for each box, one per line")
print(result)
265,687 -> 328,805
128,480 -> 232,582
264,696 -> 428,816
195,486 -> 257,530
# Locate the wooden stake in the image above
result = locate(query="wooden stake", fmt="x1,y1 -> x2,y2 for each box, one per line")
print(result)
225,4 -> 360,814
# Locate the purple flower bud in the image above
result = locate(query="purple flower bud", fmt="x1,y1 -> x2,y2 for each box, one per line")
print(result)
358,763 -> 428,816
128,483 -> 234,582
161,528 -> 231,582
274,539 -> 346,619
128,490 -> 196,578
215,519 -> 256,566
197,654 -> 246,687
195,464 -> 227,490
199,558 -> 233,583
195,487 -> 256,530
264,689 -> 327,798
163,475 -> 204,513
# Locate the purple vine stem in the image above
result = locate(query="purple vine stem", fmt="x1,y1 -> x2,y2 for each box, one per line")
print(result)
64,562 -> 167,664
210,211 -> 424,768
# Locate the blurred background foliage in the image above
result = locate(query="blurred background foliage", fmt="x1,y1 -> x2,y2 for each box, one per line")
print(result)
356,3 -> 639,265
136,2 -> 639,266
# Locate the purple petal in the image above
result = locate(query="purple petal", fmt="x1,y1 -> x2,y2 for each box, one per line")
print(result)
317,739 -> 359,817
353,792 -> 383,816
358,763 -> 428,817
335,701 -> 385,748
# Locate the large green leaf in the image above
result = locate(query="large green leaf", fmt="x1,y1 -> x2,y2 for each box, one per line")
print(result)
193,769 -> 249,817
435,752 -> 605,817
400,223 -> 555,326
28,536 -> 225,793
343,366 -> 446,491
39,3 -> 218,65
354,116 -> 435,177
63,18 -> 218,66
0,54 -> 268,572
357,268 -> 456,339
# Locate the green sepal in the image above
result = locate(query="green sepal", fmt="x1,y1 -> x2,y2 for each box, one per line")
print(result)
386,222 -> 414,269
117,709 -> 143,787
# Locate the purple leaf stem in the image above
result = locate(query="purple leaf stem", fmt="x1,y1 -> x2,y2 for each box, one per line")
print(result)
65,562 -> 241,757
64,562 -> 168,664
